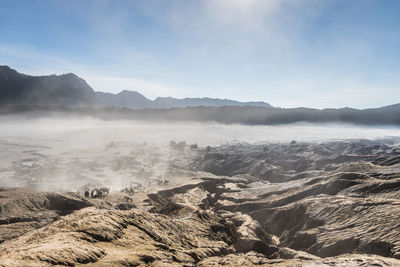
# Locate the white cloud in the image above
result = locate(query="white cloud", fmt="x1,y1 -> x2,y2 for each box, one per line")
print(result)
204,0 -> 282,28
82,73 -> 182,98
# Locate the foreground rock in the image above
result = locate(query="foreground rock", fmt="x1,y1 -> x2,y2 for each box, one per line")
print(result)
198,252 -> 400,266
0,188 -> 92,243
1,139 -> 400,266
0,205 -> 235,266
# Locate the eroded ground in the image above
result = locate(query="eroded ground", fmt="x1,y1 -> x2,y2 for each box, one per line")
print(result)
1,137 -> 400,266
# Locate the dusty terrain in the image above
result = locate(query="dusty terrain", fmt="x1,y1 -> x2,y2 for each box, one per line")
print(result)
1,120 -> 400,266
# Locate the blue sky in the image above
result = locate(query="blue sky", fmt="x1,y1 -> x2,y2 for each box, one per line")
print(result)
1,0 -> 400,108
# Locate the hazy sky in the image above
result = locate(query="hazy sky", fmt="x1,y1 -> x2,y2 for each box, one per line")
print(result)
1,0 -> 399,108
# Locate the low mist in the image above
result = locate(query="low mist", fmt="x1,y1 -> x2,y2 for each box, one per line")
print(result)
1,115 -> 400,191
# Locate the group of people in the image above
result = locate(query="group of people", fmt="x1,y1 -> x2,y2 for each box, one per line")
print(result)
83,187 -> 110,198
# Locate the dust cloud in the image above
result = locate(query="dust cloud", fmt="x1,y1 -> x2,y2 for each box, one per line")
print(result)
1,115 -> 400,191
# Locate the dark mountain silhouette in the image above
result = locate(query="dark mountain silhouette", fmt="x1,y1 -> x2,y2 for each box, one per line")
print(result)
2,104 -> 400,126
0,66 -> 98,106
96,91 -> 273,109
97,90 -> 152,109
0,66 -> 273,108
152,96 -> 273,108
1,65 -> 400,126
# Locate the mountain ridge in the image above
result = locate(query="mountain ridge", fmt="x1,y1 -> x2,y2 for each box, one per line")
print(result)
1,65 -> 400,124
0,65 -> 97,106
0,66 -> 274,109
96,89 -> 273,109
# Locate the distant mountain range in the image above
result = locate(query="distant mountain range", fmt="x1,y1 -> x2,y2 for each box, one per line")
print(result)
97,90 -> 273,109
2,65 -> 400,126
0,66 -> 272,108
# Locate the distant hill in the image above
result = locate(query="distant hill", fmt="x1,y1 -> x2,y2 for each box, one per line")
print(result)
2,66 -> 400,127
96,90 -> 152,109
96,91 -> 273,109
0,66 -> 273,109
2,104 -> 400,126
0,66 -> 98,106
151,96 -> 273,108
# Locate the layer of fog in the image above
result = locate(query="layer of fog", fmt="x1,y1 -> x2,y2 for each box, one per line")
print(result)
2,116 -> 400,146
1,116 -> 400,192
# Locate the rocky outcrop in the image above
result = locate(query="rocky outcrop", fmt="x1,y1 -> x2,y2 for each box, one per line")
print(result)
0,189 -> 92,243
0,206 -> 235,266
2,139 -> 400,266
197,252 -> 400,266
